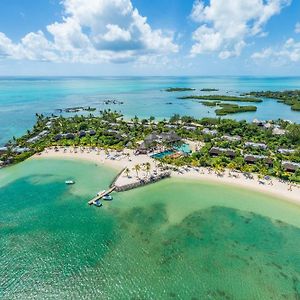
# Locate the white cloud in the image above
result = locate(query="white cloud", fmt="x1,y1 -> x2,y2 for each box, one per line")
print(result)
295,22 -> 300,34
0,0 -> 178,63
252,38 -> 300,62
190,0 -> 291,59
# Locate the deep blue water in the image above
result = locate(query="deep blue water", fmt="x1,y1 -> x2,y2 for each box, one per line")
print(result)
0,76 -> 300,145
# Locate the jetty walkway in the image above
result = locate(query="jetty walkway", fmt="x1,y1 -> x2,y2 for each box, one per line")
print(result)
88,186 -> 116,205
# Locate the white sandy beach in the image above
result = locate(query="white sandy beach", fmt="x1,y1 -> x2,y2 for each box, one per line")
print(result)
33,147 -> 300,205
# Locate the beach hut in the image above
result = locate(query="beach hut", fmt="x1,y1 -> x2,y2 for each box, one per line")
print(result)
244,154 -> 273,166
65,133 -> 75,140
222,135 -> 241,142
209,147 -> 236,158
0,147 -> 8,155
136,142 -> 149,154
202,128 -> 218,136
145,133 -> 159,144
182,125 -> 197,131
282,161 -> 300,172
78,131 -> 86,138
272,128 -> 286,135
278,148 -> 295,155
12,147 -> 30,154
54,134 -> 63,141
245,142 -> 268,150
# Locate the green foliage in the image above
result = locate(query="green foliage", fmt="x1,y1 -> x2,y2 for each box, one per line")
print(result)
246,90 -> 300,112
179,95 -> 262,102
165,87 -> 195,92
215,104 -> 257,116
287,124 -> 300,143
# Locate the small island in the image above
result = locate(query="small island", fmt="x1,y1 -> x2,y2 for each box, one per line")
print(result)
245,90 -> 300,111
56,106 -> 96,113
201,101 -> 257,115
179,95 -> 262,103
103,99 -> 124,105
165,87 -> 196,92
200,88 -> 219,92
215,104 -> 257,116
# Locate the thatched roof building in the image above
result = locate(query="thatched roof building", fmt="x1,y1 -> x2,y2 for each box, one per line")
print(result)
244,154 -> 273,166
282,161 -> 300,172
209,147 -> 236,158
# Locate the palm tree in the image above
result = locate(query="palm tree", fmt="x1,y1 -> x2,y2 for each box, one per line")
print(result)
144,162 -> 151,177
133,164 -> 141,178
227,162 -> 236,176
124,168 -> 131,178
191,159 -> 199,168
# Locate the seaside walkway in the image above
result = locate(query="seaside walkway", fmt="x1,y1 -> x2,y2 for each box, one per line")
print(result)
88,186 -> 116,205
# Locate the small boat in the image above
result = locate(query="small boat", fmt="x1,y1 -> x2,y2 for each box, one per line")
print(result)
94,200 -> 103,207
97,190 -> 106,196
65,180 -> 75,185
102,194 -> 113,201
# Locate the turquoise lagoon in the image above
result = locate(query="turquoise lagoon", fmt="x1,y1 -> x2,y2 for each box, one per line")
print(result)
1,158 -> 300,299
1,76 -> 300,145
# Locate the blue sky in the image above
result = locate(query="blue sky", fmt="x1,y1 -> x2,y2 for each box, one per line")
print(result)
0,0 -> 300,76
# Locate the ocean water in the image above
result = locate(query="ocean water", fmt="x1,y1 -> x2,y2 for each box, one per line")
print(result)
1,158 -> 300,299
0,76 -> 300,145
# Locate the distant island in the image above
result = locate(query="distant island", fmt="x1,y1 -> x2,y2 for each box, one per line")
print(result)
165,87 -> 196,92
201,101 -> 257,115
200,88 -> 219,92
215,104 -> 257,115
179,95 -> 262,103
244,90 -> 300,111
103,99 -> 124,105
56,106 -> 96,113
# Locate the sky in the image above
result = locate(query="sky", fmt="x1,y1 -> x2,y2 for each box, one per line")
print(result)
0,0 -> 300,76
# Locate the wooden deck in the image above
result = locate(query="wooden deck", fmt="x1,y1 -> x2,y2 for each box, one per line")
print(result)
88,186 -> 116,205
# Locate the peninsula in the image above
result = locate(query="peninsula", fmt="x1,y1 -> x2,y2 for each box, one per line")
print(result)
1,111 -> 299,191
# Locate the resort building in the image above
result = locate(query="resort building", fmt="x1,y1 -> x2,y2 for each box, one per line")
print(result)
252,119 -> 266,127
0,146 -> 8,155
278,149 -> 296,155
12,146 -> 30,154
27,130 -> 49,143
272,128 -> 286,135
136,132 -> 182,154
202,128 -> 218,136
182,125 -> 197,131
245,142 -> 268,150
221,135 -> 241,142
54,134 -> 63,141
65,133 -> 75,140
263,123 -> 273,129
165,124 -> 178,129
244,154 -> 273,166
209,147 -> 236,158
79,131 -> 86,138
54,133 -> 76,141
282,161 -> 300,172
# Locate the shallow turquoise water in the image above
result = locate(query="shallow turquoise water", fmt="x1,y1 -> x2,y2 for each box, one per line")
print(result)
1,159 -> 300,299
1,76 -> 300,145
151,150 -> 175,159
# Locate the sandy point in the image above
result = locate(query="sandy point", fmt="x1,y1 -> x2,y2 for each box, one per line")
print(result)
33,147 -> 300,206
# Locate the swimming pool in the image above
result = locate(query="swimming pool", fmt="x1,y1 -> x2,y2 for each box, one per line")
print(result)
151,144 -> 191,159
151,150 -> 174,159
175,144 -> 191,154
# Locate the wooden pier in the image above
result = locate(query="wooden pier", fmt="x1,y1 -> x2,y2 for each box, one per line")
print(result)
88,186 -> 116,205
